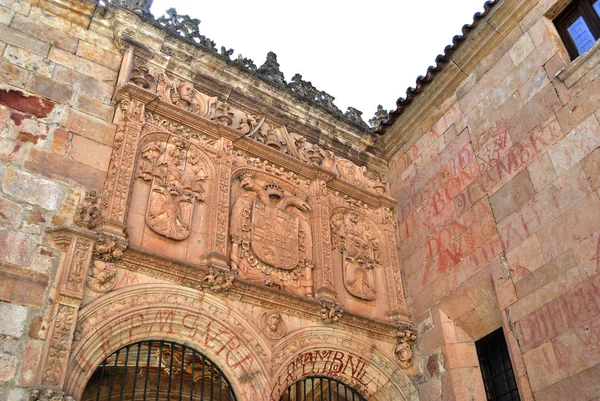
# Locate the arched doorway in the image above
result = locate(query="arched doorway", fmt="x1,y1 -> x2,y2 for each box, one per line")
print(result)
280,377 -> 366,401
81,340 -> 237,401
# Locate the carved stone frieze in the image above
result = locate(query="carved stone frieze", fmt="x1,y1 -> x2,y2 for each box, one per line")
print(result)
319,300 -> 344,324
394,327 -> 417,369
41,304 -> 77,387
64,238 -> 93,295
144,112 -> 218,152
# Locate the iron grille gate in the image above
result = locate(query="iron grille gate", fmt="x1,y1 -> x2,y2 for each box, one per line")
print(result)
81,340 -> 237,401
279,376 -> 366,401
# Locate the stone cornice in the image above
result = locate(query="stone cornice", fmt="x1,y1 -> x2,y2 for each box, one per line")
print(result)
118,246 -> 412,341
116,83 -> 397,209
109,8 -> 386,168
384,0 -> 537,159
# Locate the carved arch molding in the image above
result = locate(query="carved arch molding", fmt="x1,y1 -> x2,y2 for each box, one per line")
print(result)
64,284 -> 418,401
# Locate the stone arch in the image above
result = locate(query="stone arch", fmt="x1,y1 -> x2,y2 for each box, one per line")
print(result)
270,328 -> 418,401
66,284 -> 270,401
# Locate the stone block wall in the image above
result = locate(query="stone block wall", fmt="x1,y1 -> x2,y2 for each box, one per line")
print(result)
0,1 -> 118,399
386,0 -> 600,400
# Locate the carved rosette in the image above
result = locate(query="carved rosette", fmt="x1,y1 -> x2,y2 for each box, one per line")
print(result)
229,171 -> 314,296
394,328 -> 417,369
330,210 -> 380,301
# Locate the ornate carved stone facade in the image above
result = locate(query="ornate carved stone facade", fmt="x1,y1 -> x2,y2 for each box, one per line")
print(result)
0,3 -> 416,401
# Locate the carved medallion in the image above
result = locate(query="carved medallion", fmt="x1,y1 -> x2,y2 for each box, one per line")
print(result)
331,211 -> 380,301
86,260 -> 117,293
138,138 -> 208,240
259,310 -> 287,340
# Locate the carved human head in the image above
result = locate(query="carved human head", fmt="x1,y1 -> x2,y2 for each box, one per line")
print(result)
177,81 -> 195,104
267,313 -> 281,332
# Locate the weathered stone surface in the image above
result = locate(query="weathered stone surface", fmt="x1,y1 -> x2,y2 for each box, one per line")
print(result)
53,65 -> 114,103
0,354 -> 18,382
11,12 -> 78,53
0,88 -> 54,118
0,22 -> 49,56
3,45 -> 54,77
0,61 -> 28,88
48,47 -> 117,81
0,302 -> 27,337
23,148 -> 105,190
2,167 -> 65,210
0,263 -> 48,307
59,107 -> 115,146
548,114 -> 600,175
25,73 -> 73,103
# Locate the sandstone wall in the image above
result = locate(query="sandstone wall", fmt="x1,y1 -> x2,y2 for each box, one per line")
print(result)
386,0 -> 600,400
0,1 -> 118,399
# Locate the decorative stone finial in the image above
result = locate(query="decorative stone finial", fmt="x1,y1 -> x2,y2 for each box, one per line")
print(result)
113,0 -> 153,15
258,52 -> 286,86
369,105 -> 389,129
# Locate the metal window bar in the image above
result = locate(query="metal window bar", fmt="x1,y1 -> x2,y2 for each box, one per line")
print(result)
80,340 -> 237,401
280,376 -> 366,401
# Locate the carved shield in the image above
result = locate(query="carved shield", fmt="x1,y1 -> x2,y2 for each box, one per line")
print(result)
146,166 -> 195,241
251,201 -> 299,270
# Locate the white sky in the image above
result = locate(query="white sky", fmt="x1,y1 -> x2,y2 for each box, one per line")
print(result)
151,1 -> 486,121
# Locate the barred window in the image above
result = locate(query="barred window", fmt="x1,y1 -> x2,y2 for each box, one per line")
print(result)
475,328 -> 521,401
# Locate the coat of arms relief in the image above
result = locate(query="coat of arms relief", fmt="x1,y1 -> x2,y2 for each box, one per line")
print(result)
229,171 -> 314,296
136,136 -> 210,241
331,210 -> 381,301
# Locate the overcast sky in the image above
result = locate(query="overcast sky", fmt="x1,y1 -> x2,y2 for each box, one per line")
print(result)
150,1 -> 486,121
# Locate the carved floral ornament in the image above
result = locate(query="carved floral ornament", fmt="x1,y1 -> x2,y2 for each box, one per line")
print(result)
127,70 -> 388,196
